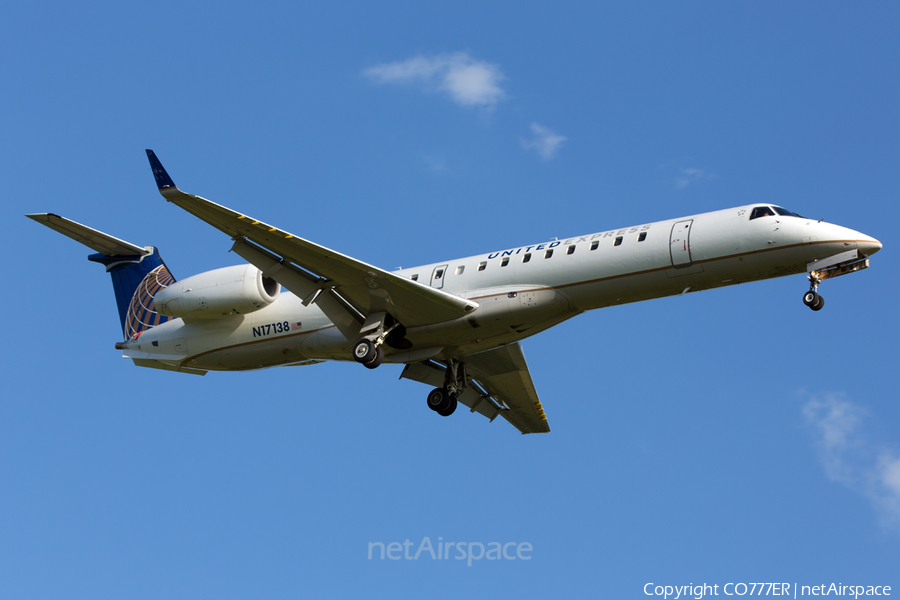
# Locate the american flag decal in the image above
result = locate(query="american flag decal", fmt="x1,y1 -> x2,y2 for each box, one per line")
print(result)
291,322 -> 302,330
124,265 -> 175,339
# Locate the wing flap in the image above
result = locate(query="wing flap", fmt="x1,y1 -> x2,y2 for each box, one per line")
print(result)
229,238 -> 365,344
465,343 -> 550,434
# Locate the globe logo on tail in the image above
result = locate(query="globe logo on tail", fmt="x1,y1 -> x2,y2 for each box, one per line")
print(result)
124,265 -> 175,340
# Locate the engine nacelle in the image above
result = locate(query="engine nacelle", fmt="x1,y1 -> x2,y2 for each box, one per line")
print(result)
154,264 -> 280,318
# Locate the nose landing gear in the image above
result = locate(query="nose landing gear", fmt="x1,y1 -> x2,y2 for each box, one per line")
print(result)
803,291 -> 825,311
803,274 -> 825,311
800,250 -> 874,312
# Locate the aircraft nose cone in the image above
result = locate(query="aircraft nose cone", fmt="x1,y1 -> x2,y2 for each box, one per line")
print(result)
858,235 -> 882,258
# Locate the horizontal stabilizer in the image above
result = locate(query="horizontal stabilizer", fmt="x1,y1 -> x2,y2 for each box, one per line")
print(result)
26,213 -> 148,257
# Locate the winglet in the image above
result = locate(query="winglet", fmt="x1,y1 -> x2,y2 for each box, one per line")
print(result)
145,149 -> 176,190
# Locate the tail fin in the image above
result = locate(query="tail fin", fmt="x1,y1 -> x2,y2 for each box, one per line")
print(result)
26,213 -> 175,340
88,248 -> 175,339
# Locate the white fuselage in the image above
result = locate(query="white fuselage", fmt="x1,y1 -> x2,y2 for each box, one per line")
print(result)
123,204 -> 880,372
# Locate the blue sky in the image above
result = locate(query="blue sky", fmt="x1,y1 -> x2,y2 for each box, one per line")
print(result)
2,2 -> 898,598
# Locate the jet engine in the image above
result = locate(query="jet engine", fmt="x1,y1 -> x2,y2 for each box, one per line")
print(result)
154,264 -> 280,318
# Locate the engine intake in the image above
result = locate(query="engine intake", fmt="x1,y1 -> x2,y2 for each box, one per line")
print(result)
154,264 -> 280,318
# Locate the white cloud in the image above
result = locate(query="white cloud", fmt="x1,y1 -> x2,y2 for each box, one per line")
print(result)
877,454 -> 900,523
520,123 -> 567,160
363,53 -> 505,109
675,167 -> 714,190
803,394 -> 900,530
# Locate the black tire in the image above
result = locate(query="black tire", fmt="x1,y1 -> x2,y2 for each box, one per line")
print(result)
363,346 -> 384,369
436,395 -> 458,417
352,339 -> 375,363
811,295 -> 825,311
426,388 -> 450,412
803,291 -> 818,307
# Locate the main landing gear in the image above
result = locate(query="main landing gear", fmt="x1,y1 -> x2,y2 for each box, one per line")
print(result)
425,360 -> 467,418
351,311 -> 399,370
802,274 -> 825,312
352,338 -> 384,369
427,387 -> 458,416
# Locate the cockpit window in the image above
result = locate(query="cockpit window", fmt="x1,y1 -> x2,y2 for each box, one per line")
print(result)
750,205 -> 805,220
749,206 -> 776,220
772,206 -> 805,218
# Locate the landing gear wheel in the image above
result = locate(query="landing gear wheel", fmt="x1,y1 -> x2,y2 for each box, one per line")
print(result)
363,346 -> 384,369
436,395 -> 458,417
352,339 -> 375,363
803,291 -> 818,307
811,295 -> 825,311
426,388 -> 451,412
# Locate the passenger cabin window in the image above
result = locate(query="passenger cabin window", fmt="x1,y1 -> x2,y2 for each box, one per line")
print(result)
614,236 -> 623,246
523,253 -> 531,263
590,241 -> 599,251
455,266 -> 465,275
567,245 -> 576,255
544,249 -> 553,259
749,206 -> 776,220
638,232 -> 647,242
411,274 -> 419,281
500,257 -> 510,267
434,269 -> 444,280
478,261 -> 486,271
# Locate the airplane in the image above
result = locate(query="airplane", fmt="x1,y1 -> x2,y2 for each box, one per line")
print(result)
27,150 -> 882,434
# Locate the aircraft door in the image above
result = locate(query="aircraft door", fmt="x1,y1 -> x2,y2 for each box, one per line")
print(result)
430,264 -> 448,289
669,220 -> 694,267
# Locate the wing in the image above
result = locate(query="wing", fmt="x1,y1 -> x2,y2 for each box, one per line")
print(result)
400,342 -> 551,434
146,150 -> 478,342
